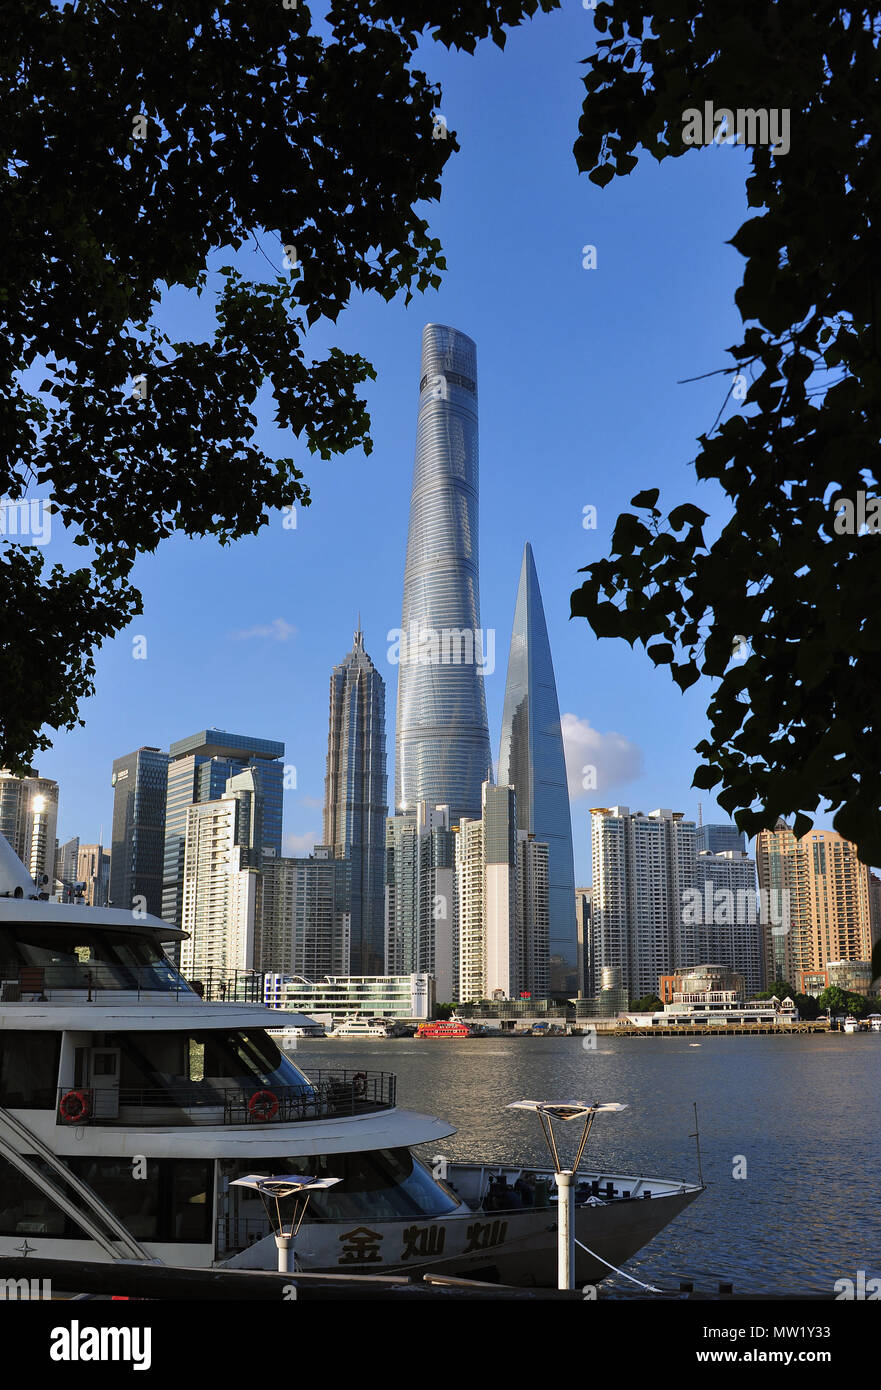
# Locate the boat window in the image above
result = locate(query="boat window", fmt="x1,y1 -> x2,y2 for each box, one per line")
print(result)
66,1158 -> 213,1244
0,1156 -> 68,1236
0,1031 -> 61,1107
226,1148 -> 461,1223
0,925 -> 185,992
104,1029 -> 312,1096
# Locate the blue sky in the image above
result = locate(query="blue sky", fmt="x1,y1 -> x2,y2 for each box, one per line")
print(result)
41,5 -> 764,883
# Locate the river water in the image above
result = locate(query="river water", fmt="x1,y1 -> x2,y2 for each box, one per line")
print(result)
293,1032 -> 881,1296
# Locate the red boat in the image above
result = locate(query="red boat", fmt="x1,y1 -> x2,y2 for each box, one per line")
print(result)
415,1020 -> 472,1038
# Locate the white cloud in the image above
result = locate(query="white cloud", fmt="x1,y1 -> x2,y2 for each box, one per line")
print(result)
561,713 -> 644,802
283,830 -> 319,856
229,618 -> 297,642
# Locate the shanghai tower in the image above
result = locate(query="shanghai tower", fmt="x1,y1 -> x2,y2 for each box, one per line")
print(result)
394,324 -> 492,826
498,542 -> 578,995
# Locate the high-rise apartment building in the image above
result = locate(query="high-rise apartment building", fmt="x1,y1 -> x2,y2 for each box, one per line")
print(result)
575,886 -> 593,996
590,806 -> 704,1001
385,804 -> 456,1000
455,782 -> 549,1003
518,832 -> 550,999
258,849 -> 350,979
77,843 -> 111,909
109,747 -> 168,915
162,729 -> 283,928
394,324 -> 492,826
498,542 -> 578,996
756,822 -> 874,984
0,770 -> 59,885
179,796 -> 259,982
688,849 -> 763,996
323,624 -> 387,974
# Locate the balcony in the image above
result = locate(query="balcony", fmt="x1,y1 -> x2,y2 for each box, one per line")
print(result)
55,1070 -> 396,1127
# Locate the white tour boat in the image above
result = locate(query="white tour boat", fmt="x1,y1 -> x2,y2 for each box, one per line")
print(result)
326,1015 -> 390,1039
0,835 -> 702,1287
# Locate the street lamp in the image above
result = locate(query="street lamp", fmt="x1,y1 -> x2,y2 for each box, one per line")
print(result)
507,1100 -> 628,1291
229,1174 -> 341,1274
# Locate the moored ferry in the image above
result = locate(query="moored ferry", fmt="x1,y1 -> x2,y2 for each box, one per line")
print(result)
0,835 -> 702,1287
415,1020 -> 472,1039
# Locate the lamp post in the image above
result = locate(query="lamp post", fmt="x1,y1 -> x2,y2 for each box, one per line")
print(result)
229,1174 -> 341,1274
507,1100 -> 628,1291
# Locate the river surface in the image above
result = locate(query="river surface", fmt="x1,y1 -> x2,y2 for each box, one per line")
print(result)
292,1033 -> 881,1296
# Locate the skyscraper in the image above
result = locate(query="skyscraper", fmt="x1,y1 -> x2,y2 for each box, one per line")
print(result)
394,323 -> 492,827
0,769 -> 59,885
180,794 -> 259,983
109,747 -> 169,916
756,821 -> 874,987
699,823 -> 747,855
323,623 -> 387,973
498,542 -> 578,994
259,849 -> 351,978
77,843 -> 111,908
162,729 -> 283,928
385,803 -> 456,1000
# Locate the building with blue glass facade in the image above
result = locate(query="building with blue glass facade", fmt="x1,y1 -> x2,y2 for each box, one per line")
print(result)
498,543 -> 578,995
394,324 -> 492,828
161,729 -> 284,928
109,747 -> 169,917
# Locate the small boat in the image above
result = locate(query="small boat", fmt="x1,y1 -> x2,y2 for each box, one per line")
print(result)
869,1015 -> 881,1033
326,1014 -> 389,1039
843,1016 -> 859,1034
416,1019 -> 472,1039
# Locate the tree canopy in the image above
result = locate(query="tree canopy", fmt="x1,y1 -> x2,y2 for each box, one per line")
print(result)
1,0 -> 553,772
568,1 -> 881,872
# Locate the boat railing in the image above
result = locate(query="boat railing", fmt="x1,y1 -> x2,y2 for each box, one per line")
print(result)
55,1070 -> 396,1126
0,961 -> 194,1001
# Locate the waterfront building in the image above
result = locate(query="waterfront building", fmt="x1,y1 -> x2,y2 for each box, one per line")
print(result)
498,542 -> 578,995
394,323 -> 492,826
0,769 -> 59,886
56,836 -> 80,901
869,871 -> 881,947
575,887 -> 593,996
646,964 -> 798,1027
756,821 -> 873,983
258,849 -> 350,979
261,972 -> 433,1023
108,747 -> 168,916
456,784 -> 518,1003
685,849 -> 763,997
76,843 -> 110,908
323,622 -> 387,974
385,804 -> 456,1000
179,795 -> 259,981
590,806 -> 701,1001
518,833 -> 550,999
162,729 -> 283,929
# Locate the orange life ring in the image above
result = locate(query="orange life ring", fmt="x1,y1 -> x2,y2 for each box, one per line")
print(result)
352,1072 -> 367,1097
248,1089 -> 279,1122
59,1089 -> 91,1123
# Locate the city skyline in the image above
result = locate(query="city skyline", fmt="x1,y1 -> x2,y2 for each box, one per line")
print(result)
32,10 -> 759,886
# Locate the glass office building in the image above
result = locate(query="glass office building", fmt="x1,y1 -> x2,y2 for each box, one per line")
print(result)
161,729 -> 284,928
109,747 -> 169,917
394,324 -> 492,827
323,625 -> 387,974
498,543 -> 578,995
